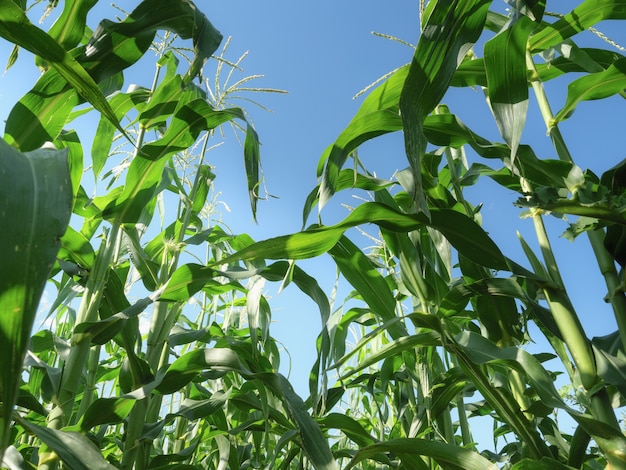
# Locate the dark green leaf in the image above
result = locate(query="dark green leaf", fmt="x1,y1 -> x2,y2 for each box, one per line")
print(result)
0,141 -> 72,455
15,417 -> 117,470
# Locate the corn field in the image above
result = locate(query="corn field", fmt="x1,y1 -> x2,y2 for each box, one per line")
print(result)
1,0 -> 626,469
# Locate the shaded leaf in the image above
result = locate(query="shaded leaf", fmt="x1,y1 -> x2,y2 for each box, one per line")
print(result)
0,141 -> 72,456
16,417 -> 116,470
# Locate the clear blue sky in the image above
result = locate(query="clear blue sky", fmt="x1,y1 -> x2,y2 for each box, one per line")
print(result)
1,0 -> 625,434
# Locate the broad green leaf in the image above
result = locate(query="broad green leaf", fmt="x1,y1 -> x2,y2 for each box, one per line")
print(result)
318,66 -> 408,208
46,0 -> 98,51
318,413 -> 375,447
484,14 -> 536,160
346,438 -> 498,470
217,202 -> 508,271
54,130 -> 84,199
244,124 -> 261,221
329,236 -> 399,327
191,165 -> 216,215
0,0 -> 124,150
161,264 -> 218,302
16,417 -> 116,470
156,348 -> 251,394
78,398 -> 135,432
78,0 -> 222,86
552,58 -> 626,127
400,0 -> 491,213
137,74 -> 204,130
0,140 -> 72,459
91,87 -> 151,177
530,0 -> 626,53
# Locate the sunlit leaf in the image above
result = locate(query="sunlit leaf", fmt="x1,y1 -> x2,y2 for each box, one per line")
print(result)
218,202 -> 508,271
346,438 -> 498,470
400,0 -> 491,213
530,0 -> 626,52
552,58 -> 626,126
16,417 -> 116,470
484,14 -> 536,160
0,1 -> 124,150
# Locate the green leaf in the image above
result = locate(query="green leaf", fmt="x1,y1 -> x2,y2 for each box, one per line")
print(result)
400,0 -> 491,212
484,14 -> 536,161
318,66 -> 407,208
318,413 -> 376,447
530,0 -> 626,53
161,264 -> 218,302
0,140 -> 72,458
78,398 -> 135,432
217,202 -> 508,271
346,438 -> 498,470
0,0 -> 125,150
91,87 -> 151,177
15,417 -> 117,470
46,0 -> 98,51
552,58 -> 626,126
78,0 -> 222,86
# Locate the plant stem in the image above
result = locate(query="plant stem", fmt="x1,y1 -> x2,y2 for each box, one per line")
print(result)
527,52 -> 621,434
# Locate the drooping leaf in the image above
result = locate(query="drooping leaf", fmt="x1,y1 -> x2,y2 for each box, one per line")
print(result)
317,66 -> 408,208
530,0 -> 626,53
78,398 -> 135,432
346,437 -> 498,470
0,140 -> 72,459
217,202 -> 508,271
484,14 -> 536,161
552,58 -> 626,127
400,0 -> 491,212
15,417 -> 117,470
0,0 -> 124,150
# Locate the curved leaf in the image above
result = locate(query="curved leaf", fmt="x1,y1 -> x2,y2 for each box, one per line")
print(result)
484,15 -> 536,160
0,140 -> 72,459
346,437 -> 498,470
400,0 -> 491,212
552,57 -> 626,126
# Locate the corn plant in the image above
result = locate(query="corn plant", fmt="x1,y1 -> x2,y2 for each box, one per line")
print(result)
0,1 -> 336,469
215,0 -> 626,468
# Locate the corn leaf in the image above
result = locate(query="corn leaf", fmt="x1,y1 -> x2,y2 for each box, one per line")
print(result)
346,437 -> 498,470
0,0 -> 124,150
530,0 -> 626,53
15,417 -> 117,470
0,140 -> 72,459
216,202 -> 508,271
400,0 -> 491,213
552,57 -> 626,126
318,66 -> 408,208
484,14 -> 536,161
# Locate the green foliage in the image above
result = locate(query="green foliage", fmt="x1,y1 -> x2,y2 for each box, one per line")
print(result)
2,0 -> 626,469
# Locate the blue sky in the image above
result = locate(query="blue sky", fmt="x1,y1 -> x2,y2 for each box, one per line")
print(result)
1,0 -> 625,442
